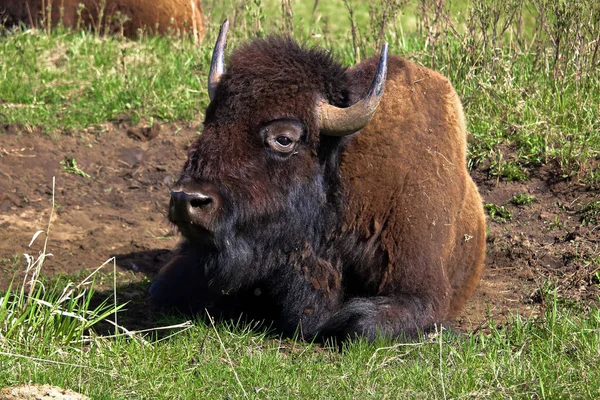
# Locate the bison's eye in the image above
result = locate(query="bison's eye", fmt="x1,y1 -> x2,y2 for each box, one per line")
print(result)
268,134 -> 296,154
275,136 -> 293,147
263,120 -> 304,156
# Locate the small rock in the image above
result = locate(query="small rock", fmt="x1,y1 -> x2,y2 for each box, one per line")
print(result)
517,268 -> 535,281
127,123 -> 161,142
119,148 -> 145,167
0,384 -> 90,400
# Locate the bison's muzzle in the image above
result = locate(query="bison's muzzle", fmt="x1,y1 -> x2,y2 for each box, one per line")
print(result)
169,180 -> 222,242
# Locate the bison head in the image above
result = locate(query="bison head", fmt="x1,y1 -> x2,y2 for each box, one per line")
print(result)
168,21 -> 387,289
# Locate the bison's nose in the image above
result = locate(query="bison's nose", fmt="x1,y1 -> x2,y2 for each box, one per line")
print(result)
169,182 -> 222,228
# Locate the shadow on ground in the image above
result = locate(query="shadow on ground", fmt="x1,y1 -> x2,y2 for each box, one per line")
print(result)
92,248 -> 280,340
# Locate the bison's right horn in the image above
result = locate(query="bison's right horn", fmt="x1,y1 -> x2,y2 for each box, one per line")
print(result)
208,20 -> 229,102
319,43 -> 388,137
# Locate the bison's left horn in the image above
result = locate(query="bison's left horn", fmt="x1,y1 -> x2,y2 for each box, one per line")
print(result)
319,43 -> 388,137
208,20 -> 229,102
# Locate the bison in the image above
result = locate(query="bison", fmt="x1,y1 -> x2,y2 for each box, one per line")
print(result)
149,21 -> 486,342
0,0 -> 204,39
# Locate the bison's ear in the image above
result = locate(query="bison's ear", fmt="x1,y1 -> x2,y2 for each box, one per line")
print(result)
208,20 -> 229,102
318,43 -> 388,137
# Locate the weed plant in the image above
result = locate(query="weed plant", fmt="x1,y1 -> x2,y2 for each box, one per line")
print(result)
512,192 -> 536,206
484,202 -> 513,222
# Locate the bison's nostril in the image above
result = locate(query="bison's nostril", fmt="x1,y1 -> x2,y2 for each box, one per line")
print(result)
190,197 -> 213,208
169,183 -> 222,227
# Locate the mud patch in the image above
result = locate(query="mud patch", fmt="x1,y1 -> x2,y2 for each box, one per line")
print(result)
0,123 -> 195,281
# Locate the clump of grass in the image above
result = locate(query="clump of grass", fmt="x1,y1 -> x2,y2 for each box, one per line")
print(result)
0,265 -> 116,346
485,202 -> 512,222
579,200 -> 600,226
582,166 -> 600,189
60,155 -> 91,178
502,161 -> 528,181
490,160 -> 529,182
546,215 -> 565,231
512,192 -> 536,206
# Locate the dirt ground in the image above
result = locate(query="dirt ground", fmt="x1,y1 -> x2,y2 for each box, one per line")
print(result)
1,122 -> 598,332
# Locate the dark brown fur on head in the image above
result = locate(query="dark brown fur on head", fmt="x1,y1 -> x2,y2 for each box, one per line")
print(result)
182,37 -> 349,228
189,36 -> 350,166
150,35 -> 486,343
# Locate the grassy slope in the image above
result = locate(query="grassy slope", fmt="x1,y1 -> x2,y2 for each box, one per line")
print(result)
1,0 -> 600,397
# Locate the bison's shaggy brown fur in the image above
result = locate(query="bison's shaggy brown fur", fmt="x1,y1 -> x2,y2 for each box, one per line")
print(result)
150,34 -> 486,342
0,0 -> 204,38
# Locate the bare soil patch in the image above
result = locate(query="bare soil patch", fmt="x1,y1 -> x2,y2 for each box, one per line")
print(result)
0,124 -> 598,332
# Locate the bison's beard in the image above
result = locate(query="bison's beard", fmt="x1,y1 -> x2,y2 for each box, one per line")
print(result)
181,177 -> 336,293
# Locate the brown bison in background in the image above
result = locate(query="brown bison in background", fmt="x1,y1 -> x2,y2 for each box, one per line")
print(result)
149,21 -> 486,342
0,0 -> 204,38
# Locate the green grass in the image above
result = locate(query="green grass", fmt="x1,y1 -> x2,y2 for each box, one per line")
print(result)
2,291 -> 599,398
60,154 -> 91,178
484,203 -> 512,223
511,192 -> 536,206
579,200 -> 600,226
0,31 -> 211,130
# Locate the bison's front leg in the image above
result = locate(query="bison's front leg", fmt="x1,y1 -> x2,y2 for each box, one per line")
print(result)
149,253 -> 215,314
316,294 -> 446,342
272,258 -> 345,339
